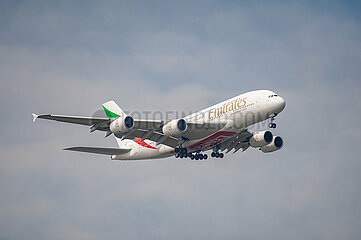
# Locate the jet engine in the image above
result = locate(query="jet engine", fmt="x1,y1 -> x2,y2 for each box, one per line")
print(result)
162,119 -> 187,137
249,130 -> 273,147
260,136 -> 283,153
109,116 -> 134,134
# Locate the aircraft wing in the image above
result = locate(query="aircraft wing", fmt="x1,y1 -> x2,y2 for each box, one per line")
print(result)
32,113 -> 165,132
31,113 -> 174,149
64,146 -> 131,155
213,129 -> 253,154
32,113 -> 226,149
33,114 -> 110,130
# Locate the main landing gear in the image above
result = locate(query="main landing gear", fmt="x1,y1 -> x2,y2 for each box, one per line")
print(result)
175,147 -> 226,160
211,151 -> 224,158
268,113 -> 277,129
175,148 -> 208,160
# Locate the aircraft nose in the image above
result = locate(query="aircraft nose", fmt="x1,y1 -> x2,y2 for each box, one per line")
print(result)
278,96 -> 286,112
272,95 -> 286,113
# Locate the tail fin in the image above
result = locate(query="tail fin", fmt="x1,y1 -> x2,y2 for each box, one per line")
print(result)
102,101 -> 125,118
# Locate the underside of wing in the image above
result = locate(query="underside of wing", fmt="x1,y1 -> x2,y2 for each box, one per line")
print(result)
34,114 -> 110,130
214,129 -> 253,154
32,112 -> 229,149
64,146 -> 131,155
133,119 -> 164,131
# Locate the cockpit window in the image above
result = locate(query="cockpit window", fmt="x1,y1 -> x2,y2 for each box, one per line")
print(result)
268,94 -> 278,98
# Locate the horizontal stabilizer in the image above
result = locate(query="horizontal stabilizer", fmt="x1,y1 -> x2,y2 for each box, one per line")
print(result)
63,146 -> 130,155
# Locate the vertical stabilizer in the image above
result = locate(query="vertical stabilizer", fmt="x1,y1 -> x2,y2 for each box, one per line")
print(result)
102,101 -> 125,118
102,101 -> 129,146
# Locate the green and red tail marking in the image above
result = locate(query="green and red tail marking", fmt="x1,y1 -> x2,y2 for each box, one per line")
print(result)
102,105 -> 120,118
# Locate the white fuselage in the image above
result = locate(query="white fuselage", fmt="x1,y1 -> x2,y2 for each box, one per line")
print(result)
112,90 -> 285,160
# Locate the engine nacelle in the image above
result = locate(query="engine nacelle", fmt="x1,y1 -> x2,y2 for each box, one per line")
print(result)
249,130 -> 273,148
109,116 -> 134,134
261,136 -> 283,153
162,119 -> 187,137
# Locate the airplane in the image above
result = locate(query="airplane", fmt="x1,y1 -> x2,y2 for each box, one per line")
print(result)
32,90 -> 286,160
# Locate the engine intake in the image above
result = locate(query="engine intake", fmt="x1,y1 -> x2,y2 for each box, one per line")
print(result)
261,136 -> 283,153
162,119 -> 187,137
110,116 -> 134,134
249,131 -> 273,147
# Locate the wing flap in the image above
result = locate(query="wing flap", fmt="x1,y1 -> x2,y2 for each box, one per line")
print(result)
133,119 -> 164,130
64,146 -> 130,155
216,129 -> 253,154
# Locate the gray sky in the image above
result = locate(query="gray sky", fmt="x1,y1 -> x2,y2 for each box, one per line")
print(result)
1,1 -> 361,239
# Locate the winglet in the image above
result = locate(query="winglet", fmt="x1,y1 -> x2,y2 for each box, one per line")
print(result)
32,113 -> 38,122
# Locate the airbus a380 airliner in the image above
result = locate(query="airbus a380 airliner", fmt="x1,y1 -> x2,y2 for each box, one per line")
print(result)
33,90 -> 285,160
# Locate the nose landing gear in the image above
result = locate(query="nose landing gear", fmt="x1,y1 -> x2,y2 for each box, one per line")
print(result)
268,113 -> 278,128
